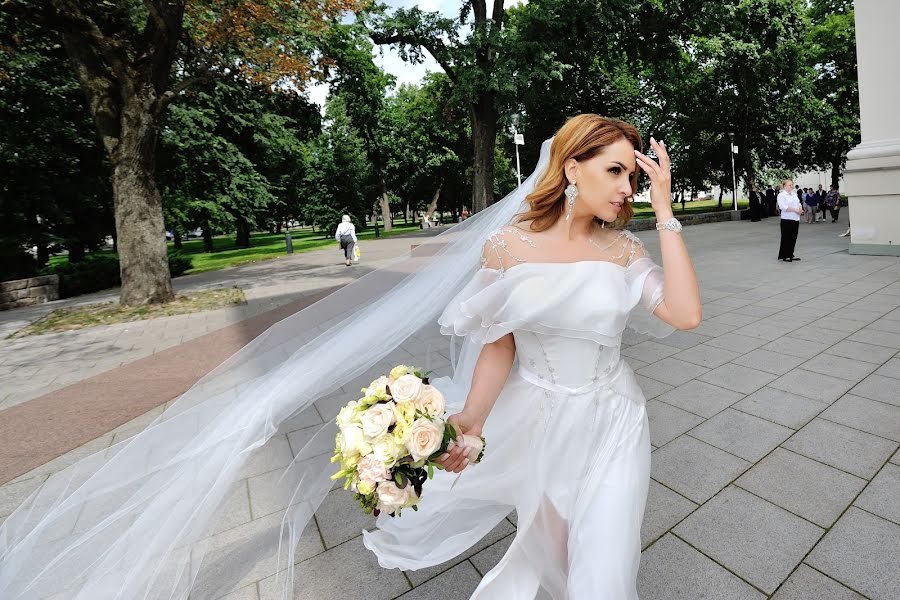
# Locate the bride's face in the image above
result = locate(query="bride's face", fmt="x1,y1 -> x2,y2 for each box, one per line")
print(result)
566,138 -> 637,223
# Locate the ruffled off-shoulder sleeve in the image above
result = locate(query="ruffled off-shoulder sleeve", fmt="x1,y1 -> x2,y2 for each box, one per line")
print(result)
624,255 -> 675,338
437,268 -> 514,344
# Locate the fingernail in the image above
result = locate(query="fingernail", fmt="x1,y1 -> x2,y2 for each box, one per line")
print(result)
463,459 -> 470,466
439,453 -> 449,461
650,136 -> 656,143
447,441 -> 455,450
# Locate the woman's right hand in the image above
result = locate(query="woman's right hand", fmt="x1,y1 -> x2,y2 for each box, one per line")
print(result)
436,412 -> 482,473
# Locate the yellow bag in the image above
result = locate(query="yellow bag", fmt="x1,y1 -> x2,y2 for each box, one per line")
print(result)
353,245 -> 361,261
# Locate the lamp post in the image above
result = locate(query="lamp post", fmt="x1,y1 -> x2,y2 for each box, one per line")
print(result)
510,114 -> 524,186
730,140 -> 739,212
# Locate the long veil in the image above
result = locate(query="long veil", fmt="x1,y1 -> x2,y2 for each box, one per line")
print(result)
0,140 -> 554,599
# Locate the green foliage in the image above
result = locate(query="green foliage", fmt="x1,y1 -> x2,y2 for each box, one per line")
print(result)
41,251 -> 192,298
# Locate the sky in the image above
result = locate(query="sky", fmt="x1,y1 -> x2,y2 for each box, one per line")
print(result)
306,0 -> 526,108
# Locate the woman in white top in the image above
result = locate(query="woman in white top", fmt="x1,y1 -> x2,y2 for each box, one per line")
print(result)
334,215 -> 358,266
777,179 -> 803,262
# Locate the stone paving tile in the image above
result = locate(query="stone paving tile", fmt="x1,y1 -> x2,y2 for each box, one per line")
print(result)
656,330 -> 710,350
646,400 -> 704,447
622,340 -> 682,363
847,328 -> 900,350
634,375 -> 673,400
733,386 -> 827,429
469,534 -> 514,576
853,463 -> 900,524
637,358 -> 710,387
732,349 -> 806,376
640,480 -> 697,549
258,536 -> 410,600
848,373 -> 900,407
394,561 -> 483,600
825,340 -> 898,364
404,519 -> 515,586
735,448 -> 867,528
770,564 -> 865,600
705,332 -> 768,354
689,408 -> 793,462
691,320 -> 738,338
707,312 -> 759,328
802,355 -> 879,383
650,435 -> 750,504
731,321 -> 795,342
767,368 -> 857,403
782,418 -> 898,479
787,326 -> 852,346
805,507 -> 900,600
637,534 -> 765,600
655,379 -> 744,419
697,363 -> 777,395
673,486 -> 823,594
874,357 -> 900,379
315,488 -> 378,549
821,394 -> 900,442
671,343 -> 741,369
761,336 -> 831,360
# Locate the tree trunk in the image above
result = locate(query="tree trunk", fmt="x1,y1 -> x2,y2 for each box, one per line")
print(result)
235,218 -> 251,248
378,181 -> 392,233
718,185 -> 724,209
831,157 -> 842,189
202,221 -> 213,252
425,181 -> 442,219
111,97 -> 173,306
68,244 -> 86,262
470,99 -> 498,214
173,231 -> 182,250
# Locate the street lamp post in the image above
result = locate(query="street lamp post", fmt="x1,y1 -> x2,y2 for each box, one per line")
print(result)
510,114 -> 524,186
730,141 -> 739,212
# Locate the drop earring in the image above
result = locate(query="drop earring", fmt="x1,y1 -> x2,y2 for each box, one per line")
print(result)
564,182 -> 578,221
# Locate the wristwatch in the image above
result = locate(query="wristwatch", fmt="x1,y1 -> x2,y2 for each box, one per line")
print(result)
655,217 -> 682,233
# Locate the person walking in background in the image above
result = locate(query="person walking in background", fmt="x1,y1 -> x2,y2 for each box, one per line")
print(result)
748,182 -> 762,222
766,184 -> 777,217
334,214 -> 358,267
778,179 -> 803,262
804,187 -> 819,224
816,184 -> 827,222
825,185 -> 842,223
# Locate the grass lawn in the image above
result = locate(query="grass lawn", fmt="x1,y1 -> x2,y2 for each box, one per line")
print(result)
45,202 -> 747,278
47,222 -> 425,275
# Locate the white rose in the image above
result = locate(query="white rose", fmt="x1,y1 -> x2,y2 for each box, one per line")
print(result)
356,455 -> 390,484
371,435 -> 405,467
406,418 -> 443,461
359,403 -> 396,439
389,365 -> 411,380
376,481 -> 411,514
336,401 -> 361,428
417,385 -> 445,417
339,425 -> 371,458
391,374 -> 423,404
365,376 -> 390,397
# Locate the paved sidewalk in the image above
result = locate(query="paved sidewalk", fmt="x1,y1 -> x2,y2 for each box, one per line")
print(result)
2,215 -> 899,599
0,227 -> 449,412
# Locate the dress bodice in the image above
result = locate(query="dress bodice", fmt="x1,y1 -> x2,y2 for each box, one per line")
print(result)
437,226 -> 674,388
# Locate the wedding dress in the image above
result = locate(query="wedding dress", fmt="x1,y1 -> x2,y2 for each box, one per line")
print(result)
0,138 -> 672,600
364,225 -> 673,599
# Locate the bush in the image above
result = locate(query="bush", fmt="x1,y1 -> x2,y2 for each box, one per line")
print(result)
42,254 -> 121,298
0,248 -> 39,281
167,250 -> 193,276
41,251 -> 193,298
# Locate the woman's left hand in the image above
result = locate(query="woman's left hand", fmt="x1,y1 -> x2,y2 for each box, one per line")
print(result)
634,138 -> 672,218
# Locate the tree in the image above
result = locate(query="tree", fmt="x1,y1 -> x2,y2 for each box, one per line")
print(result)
808,0 -> 859,187
368,1 -> 512,214
7,0 -> 360,304
0,13 -> 112,278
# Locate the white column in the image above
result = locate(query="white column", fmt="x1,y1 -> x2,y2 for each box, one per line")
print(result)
845,0 -> 900,254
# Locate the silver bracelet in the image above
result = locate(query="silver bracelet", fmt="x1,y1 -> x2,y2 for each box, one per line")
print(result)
655,217 -> 682,233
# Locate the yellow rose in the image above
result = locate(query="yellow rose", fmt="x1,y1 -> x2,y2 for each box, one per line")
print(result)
357,480 -> 376,495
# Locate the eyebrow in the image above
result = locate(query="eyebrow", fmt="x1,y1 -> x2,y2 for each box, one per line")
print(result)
609,161 -> 635,173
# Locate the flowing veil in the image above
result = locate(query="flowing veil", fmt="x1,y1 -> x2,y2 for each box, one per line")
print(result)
0,139 -> 556,599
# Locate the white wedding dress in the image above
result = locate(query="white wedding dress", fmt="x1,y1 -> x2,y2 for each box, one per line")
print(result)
363,225 -> 674,599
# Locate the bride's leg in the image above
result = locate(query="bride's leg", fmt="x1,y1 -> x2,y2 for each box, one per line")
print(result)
566,413 -> 651,599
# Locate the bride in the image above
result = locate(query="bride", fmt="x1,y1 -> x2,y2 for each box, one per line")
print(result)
363,114 -> 701,598
0,114 -> 700,599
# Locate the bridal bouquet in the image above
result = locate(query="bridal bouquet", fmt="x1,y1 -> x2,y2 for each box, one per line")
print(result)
331,365 -> 486,517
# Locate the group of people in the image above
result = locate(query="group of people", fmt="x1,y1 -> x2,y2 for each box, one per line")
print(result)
801,184 -> 842,224
748,182 -> 841,223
